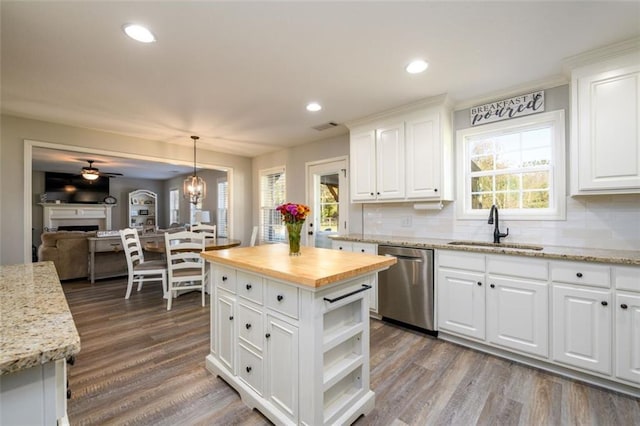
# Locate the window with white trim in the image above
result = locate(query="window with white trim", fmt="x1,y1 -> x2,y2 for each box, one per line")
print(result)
259,166 -> 286,243
169,189 -> 180,225
217,178 -> 228,238
456,110 -> 566,220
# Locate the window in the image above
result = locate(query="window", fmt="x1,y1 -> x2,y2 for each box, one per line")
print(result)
456,110 -> 565,220
217,178 -> 228,237
169,189 -> 180,224
259,166 -> 286,243
190,198 -> 202,226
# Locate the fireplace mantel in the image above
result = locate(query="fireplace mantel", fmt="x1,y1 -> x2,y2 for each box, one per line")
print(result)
39,203 -> 114,231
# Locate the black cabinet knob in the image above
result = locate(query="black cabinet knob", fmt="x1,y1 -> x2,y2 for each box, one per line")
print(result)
490,284 -> 495,289
265,333 -> 271,339
601,301 -> 608,306
376,192 -> 380,195
621,304 -> 628,310
246,366 -> 252,373
245,323 -> 251,330
477,282 -> 482,286
277,294 -> 284,302
434,188 -> 438,192
370,192 -> 374,196
246,283 -> 252,290
229,316 -> 234,320
361,249 -> 365,253
576,272 -> 583,278
222,276 -> 228,281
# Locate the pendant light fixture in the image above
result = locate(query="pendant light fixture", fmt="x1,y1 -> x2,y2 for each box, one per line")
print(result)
183,135 -> 206,205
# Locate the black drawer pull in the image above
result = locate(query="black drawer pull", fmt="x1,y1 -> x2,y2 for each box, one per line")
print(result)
246,366 -> 252,373
228,316 -> 233,321
265,333 -> 271,339
490,284 -> 495,289
277,294 -> 284,302
621,304 -> 628,310
576,272 -> 583,278
324,285 -> 372,303
477,282 -> 482,286
246,283 -> 252,290
222,276 -> 228,281
245,323 -> 251,330
601,301 -> 608,306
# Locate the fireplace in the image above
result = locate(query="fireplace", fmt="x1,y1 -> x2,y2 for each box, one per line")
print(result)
57,225 -> 99,232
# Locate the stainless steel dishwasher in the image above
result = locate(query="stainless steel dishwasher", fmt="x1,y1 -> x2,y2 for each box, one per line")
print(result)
377,245 -> 435,332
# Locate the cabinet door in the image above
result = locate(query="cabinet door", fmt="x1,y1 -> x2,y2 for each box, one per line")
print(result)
615,292 -> 640,385
486,276 -> 548,357
265,315 -> 299,422
217,294 -> 236,372
437,268 -> 485,340
350,130 -> 377,201
353,243 -> 378,313
552,285 -> 612,375
405,112 -> 441,199
573,55 -> 640,193
375,123 -> 405,200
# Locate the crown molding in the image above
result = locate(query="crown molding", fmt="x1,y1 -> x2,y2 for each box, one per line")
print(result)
562,36 -> 640,72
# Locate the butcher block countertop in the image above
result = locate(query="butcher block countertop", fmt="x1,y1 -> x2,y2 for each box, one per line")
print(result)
0,262 -> 80,375
201,243 -> 396,288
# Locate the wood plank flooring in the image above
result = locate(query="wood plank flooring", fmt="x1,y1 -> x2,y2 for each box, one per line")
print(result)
62,278 -> 640,425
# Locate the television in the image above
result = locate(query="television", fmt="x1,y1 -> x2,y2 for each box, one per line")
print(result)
44,172 -> 110,204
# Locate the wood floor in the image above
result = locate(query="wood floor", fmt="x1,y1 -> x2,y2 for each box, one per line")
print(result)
62,277 -> 640,426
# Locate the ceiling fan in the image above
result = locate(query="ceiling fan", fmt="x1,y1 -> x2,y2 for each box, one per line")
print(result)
80,160 -> 123,181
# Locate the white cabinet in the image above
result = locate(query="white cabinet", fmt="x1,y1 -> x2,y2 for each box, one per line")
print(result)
349,123 -> 405,201
265,315 -> 299,418
128,189 -> 157,229
331,241 -> 379,313
571,49 -> 640,194
437,251 -> 485,340
216,291 -> 236,372
614,265 -> 640,385
347,96 -> 452,203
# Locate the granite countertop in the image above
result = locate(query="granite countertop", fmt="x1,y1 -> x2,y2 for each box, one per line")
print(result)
330,234 -> 640,266
1,262 -> 81,375
201,243 -> 396,288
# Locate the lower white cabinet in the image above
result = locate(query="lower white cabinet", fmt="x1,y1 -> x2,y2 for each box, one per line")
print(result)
207,261 -> 376,425
615,292 -> 640,385
437,267 -> 485,340
331,241 -> 379,313
551,284 -> 612,375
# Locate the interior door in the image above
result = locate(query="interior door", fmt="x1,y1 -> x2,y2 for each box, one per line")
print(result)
305,158 -> 348,248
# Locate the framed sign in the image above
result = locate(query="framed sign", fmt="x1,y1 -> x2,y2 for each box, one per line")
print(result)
471,90 -> 544,126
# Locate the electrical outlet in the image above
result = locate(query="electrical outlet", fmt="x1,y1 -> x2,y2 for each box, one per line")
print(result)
401,216 -> 412,227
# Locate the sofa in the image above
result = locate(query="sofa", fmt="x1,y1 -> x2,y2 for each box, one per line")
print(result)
38,231 -> 96,280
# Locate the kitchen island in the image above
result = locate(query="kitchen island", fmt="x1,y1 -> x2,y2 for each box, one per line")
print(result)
201,244 -> 396,426
0,261 -> 81,425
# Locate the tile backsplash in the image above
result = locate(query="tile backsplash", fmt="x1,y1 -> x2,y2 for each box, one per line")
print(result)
359,194 -> 640,250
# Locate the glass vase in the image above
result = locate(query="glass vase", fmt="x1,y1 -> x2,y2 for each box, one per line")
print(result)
286,221 -> 303,256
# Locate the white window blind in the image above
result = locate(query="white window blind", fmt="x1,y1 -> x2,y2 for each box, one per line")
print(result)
259,166 -> 286,243
169,189 -> 180,225
217,179 -> 228,238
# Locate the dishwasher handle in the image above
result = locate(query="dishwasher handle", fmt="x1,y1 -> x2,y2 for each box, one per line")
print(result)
383,254 -> 423,262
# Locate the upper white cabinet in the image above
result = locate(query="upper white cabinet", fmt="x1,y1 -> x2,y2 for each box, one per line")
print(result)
128,189 -> 157,229
347,96 -> 453,203
570,46 -> 640,195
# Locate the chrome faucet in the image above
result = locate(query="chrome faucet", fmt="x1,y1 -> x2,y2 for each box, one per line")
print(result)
488,204 -> 509,244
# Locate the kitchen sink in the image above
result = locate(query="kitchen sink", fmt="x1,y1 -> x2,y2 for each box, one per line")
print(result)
447,241 -> 544,251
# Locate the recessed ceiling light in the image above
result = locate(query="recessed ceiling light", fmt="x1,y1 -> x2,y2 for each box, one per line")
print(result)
123,24 -> 156,43
306,102 -> 322,112
406,59 -> 429,74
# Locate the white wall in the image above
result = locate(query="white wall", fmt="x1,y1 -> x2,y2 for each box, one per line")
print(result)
355,85 -> 640,251
0,114 -> 252,265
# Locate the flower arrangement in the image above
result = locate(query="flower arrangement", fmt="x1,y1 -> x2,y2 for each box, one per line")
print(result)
276,202 -> 310,224
276,202 -> 310,256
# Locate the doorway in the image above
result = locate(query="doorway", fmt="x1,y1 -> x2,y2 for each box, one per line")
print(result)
305,157 -> 348,248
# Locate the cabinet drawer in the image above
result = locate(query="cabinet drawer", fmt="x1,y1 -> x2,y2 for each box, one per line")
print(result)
438,250 -> 485,272
93,239 -> 123,252
332,241 -> 353,251
266,280 -> 299,319
214,266 -> 237,293
237,271 -> 264,304
352,243 -> 376,254
487,255 -> 548,281
238,344 -> 264,395
614,266 -> 640,292
238,302 -> 264,352
550,261 -> 610,288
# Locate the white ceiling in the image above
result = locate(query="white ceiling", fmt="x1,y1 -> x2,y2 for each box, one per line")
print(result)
2,1 -> 640,160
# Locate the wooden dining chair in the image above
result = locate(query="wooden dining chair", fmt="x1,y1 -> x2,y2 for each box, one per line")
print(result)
191,223 -> 216,238
164,230 -> 206,310
120,228 -> 167,299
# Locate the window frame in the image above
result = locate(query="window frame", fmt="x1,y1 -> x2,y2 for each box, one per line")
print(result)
217,178 -> 228,238
169,188 -> 180,225
259,166 -> 286,244
456,110 -> 566,221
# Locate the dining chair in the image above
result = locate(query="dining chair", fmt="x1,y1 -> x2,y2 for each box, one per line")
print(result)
164,230 -> 206,310
250,225 -> 259,246
120,228 -> 167,299
191,223 -> 216,238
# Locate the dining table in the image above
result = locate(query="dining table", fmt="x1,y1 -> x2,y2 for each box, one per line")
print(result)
143,237 -> 242,253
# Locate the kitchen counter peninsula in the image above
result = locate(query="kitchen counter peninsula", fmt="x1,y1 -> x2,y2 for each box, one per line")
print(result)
0,261 -> 80,425
201,244 -> 396,425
